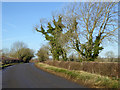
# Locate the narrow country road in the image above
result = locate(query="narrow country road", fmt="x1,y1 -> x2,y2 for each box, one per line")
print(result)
2,63 -> 84,88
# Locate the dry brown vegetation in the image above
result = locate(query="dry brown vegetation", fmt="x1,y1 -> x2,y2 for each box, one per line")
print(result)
44,60 -> 119,79
35,62 -> 119,88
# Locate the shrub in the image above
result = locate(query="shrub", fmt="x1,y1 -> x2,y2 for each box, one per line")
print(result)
44,61 -> 118,78
36,63 -> 119,88
17,48 -> 34,63
36,45 -> 49,62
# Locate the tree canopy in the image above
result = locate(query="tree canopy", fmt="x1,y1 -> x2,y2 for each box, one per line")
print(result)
35,16 -> 67,61
35,2 -> 118,61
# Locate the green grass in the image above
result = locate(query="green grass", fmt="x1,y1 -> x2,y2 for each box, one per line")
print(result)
1,63 -> 20,69
2,63 -> 14,68
36,63 -> 119,88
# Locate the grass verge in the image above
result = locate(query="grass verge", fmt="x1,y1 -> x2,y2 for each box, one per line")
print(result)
1,63 -> 20,69
35,62 -> 119,88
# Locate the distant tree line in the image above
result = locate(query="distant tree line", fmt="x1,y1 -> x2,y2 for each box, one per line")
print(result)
2,41 -> 34,64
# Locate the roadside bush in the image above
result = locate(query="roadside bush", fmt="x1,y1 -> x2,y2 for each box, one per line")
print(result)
17,48 -> 34,63
2,56 -> 20,65
36,63 -> 119,88
44,61 -> 118,78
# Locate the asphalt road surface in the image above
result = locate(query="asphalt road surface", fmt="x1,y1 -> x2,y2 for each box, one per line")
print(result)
2,63 -> 84,88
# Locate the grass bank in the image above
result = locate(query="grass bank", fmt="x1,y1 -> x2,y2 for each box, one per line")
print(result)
44,61 -> 118,79
35,62 -> 119,88
1,63 -> 21,69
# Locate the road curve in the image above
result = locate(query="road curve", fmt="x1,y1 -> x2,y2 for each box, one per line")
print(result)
2,63 -> 84,88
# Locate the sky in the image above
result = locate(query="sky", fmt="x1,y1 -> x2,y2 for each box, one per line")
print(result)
2,2 -> 64,53
2,2 -> 118,58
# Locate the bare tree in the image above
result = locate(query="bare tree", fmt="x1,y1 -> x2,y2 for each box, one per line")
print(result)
105,51 -> 115,58
68,53 -> 78,61
11,41 -> 27,52
105,51 -> 115,62
9,41 -> 27,58
2,48 -> 10,57
60,2 -> 118,61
